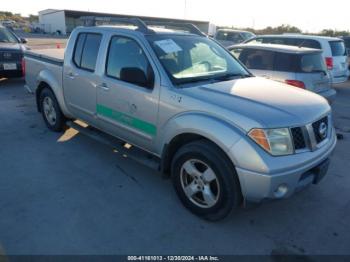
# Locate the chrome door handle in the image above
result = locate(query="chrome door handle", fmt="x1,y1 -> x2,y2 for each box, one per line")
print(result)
98,83 -> 110,91
67,72 -> 78,79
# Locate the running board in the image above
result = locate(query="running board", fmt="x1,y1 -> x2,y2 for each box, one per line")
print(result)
66,121 -> 160,171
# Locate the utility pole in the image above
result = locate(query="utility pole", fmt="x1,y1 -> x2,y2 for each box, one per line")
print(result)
184,0 -> 187,19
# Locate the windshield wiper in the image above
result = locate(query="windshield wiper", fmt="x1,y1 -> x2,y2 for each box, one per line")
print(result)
176,76 -> 215,85
177,73 -> 252,86
213,73 -> 252,81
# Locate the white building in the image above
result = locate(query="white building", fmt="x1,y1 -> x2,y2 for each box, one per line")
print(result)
38,9 -> 210,35
39,9 -> 68,35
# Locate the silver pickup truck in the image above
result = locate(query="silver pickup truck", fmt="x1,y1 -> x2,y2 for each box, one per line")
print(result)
24,19 -> 337,220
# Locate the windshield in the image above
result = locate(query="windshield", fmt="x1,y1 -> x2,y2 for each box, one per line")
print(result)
147,35 -> 250,85
300,53 -> 327,73
0,27 -> 18,43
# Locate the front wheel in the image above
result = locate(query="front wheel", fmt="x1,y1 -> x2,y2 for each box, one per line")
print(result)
39,88 -> 66,132
171,140 -> 242,221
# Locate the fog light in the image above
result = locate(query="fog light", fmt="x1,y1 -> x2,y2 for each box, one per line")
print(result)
274,184 -> 288,198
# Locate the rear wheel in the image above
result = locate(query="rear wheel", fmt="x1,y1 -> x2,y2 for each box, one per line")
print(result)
171,140 -> 242,221
39,88 -> 66,132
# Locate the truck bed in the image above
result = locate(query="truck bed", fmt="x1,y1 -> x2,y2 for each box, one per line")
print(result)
25,48 -> 65,64
24,48 -> 64,94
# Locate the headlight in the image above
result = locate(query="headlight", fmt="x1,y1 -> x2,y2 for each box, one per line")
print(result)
248,128 -> 294,156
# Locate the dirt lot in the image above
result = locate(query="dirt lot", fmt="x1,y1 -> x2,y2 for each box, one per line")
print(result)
19,32 -> 68,49
0,78 -> 349,255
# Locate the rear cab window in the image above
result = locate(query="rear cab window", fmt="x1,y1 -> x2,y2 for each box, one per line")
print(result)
73,33 -> 102,71
329,41 -> 346,56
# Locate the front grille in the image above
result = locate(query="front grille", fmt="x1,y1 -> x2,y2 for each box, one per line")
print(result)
312,117 -> 328,144
0,51 -> 22,61
291,127 -> 306,150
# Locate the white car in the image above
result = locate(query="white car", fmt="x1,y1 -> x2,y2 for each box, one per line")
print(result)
245,34 -> 350,84
229,43 -> 336,103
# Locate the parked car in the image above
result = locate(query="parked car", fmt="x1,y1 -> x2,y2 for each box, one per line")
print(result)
24,20 -> 336,220
0,25 -> 27,78
341,36 -> 350,70
229,43 -> 336,103
214,29 -> 255,47
245,34 -> 349,84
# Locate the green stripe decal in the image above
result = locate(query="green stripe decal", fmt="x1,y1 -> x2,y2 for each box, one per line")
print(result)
96,104 -> 157,136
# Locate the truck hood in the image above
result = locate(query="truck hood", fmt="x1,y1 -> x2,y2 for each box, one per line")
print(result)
181,77 -> 330,130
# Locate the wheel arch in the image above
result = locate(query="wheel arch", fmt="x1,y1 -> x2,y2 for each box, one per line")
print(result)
35,70 -> 71,117
159,113 -> 243,178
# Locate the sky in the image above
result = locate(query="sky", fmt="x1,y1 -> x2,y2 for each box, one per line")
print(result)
2,0 -> 349,33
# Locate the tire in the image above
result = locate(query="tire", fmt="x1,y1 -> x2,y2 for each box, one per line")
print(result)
171,140 -> 242,221
39,88 -> 66,132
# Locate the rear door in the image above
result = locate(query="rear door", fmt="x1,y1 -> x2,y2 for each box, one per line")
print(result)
63,32 -> 102,124
295,52 -> 331,93
96,34 -> 160,151
329,40 -> 348,81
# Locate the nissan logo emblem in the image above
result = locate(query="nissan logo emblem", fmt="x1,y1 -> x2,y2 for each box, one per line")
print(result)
3,52 -> 12,59
318,122 -> 327,139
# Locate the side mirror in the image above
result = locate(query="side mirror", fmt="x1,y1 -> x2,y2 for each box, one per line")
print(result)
20,38 -> 27,44
120,67 -> 153,88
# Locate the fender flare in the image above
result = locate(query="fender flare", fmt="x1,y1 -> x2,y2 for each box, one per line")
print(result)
35,69 -> 72,118
157,112 -> 244,173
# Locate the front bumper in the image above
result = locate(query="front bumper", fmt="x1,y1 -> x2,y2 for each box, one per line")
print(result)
0,62 -> 23,78
232,127 -> 337,202
0,69 -> 23,78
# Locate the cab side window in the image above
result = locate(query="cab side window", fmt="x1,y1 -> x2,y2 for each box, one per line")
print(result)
106,36 -> 154,89
73,33 -> 102,72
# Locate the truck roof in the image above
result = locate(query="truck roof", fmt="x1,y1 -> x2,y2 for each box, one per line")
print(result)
79,17 -> 206,37
95,25 -> 198,36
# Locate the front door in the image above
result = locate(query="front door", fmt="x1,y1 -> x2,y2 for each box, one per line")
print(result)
97,35 -> 160,151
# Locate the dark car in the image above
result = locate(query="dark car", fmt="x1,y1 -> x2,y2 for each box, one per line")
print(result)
0,26 -> 27,78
